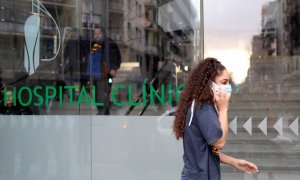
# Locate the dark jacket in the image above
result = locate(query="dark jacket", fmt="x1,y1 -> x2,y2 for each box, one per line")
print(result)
92,38 -> 121,71
64,39 -> 81,73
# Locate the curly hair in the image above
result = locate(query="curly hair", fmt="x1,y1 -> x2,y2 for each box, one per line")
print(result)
173,57 -> 226,140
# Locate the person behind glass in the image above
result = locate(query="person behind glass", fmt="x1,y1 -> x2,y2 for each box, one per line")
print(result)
173,58 -> 259,180
86,25 -> 121,115
63,28 -> 81,86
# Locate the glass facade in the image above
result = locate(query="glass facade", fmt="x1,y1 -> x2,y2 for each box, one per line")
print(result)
0,0 -> 199,116
0,0 -> 299,179
204,0 -> 300,179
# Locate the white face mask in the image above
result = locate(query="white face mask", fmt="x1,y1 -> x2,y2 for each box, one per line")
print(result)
211,81 -> 232,94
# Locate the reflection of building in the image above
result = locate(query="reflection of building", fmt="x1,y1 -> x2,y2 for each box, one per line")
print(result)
0,0 -> 199,115
251,35 -> 264,59
261,1 -> 278,57
123,0 -> 163,82
275,0 -> 300,56
0,0 -> 198,80
249,0 -> 300,92
157,0 -> 198,66
107,0 -> 198,89
249,1 -> 280,83
232,3 -> 300,176
277,0 -> 299,56
0,0 -> 80,82
108,0 -> 198,105
252,0 -> 300,58
251,1 -> 279,59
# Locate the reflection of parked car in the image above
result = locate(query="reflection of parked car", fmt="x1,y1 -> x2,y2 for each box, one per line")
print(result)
156,107 -> 176,136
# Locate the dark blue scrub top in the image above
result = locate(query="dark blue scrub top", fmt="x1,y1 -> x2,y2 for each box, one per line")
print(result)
182,101 -> 223,180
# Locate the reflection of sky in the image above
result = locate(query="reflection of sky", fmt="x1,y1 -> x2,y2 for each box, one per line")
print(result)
191,0 -> 201,21
203,0 -> 271,84
158,0 -> 199,31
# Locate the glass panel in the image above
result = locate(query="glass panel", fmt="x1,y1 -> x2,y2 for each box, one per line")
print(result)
0,0 -> 201,116
92,116 -> 183,179
104,0 -> 201,116
204,0 -> 300,179
0,0 -> 202,179
0,0 -> 84,115
0,115 -> 91,180
0,1 -> 92,180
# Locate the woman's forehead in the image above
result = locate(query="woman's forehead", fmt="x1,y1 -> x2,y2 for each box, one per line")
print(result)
216,70 -> 229,80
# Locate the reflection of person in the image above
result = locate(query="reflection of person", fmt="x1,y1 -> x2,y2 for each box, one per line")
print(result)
1,89 -> 19,115
1,88 -> 33,115
173,58 -> 258,180
86,25 -> 121,115
63,28 -> 81,83
57,28 -> 82,100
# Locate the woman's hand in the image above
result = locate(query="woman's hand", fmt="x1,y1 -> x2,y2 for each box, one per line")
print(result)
220,153 -> 259,174
215,90 -> 230,111
233,159 -> 259,174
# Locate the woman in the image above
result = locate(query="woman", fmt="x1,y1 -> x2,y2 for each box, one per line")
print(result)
173,58 -> 258,180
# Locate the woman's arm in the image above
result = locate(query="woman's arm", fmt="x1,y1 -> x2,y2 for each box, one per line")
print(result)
211,109 -> 228,149
212,91 -> 229,149
219,152 -> 259,174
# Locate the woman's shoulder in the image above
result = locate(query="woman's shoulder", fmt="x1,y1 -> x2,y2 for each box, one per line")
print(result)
196,101 -> 215,113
